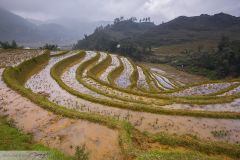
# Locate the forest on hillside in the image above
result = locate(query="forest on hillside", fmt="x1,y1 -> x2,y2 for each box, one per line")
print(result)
74,14 -> 240,79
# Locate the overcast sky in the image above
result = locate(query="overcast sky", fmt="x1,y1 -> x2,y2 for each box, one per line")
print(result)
0,0 -> 240,23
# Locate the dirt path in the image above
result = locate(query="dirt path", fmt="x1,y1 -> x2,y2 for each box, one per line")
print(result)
0,68 -> 122,160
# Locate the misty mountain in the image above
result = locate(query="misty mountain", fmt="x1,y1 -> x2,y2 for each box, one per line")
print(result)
27,18 -> 45,25
74,13 -> 240,50
47,18 -> 112,36
0,7 -> 114,47
0,7 -> 79,47
0,8 -> 36,41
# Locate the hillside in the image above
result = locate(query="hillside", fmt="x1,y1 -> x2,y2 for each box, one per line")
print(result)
74,19 -> 155,50
74,13 -> 240,79
139,13 -> 240,46
74,13 -> 240,50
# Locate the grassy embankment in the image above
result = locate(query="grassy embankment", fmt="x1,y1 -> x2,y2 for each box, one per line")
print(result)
51,51 -> 240,119
50,50 -> 70,57
87,52 -> 240,105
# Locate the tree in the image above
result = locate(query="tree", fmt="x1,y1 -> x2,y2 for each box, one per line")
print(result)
0,41 -> 10,49
148,17 -> 151,22
0,40 -> 22,49
11,40 -> 17,48
120,16 -> 124,21
94,25 -> 104,32
84,34 -> 88,40
130,17 -> 137,22
218,35 -> 230,51
197,45 -> 204,52
114,18 -> 120,24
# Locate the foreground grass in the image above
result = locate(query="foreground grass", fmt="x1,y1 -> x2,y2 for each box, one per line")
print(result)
2,50 -> 240,159
0,117 -> 32,150
0,116 -> 74,160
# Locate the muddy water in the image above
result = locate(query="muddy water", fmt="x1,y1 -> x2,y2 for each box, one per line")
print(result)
145,64 -> 208,84
82,51 -> 107,78
160,100 -> 240,112
144,69 -> 162,92
21,53 -> 240,144
151,72 -> 174,90
62,54 -> 168,106
151,67 -> 166,74
152,71 -> 176,88
82,51 -> 98,77
60,52 -> 151,108
220,85 -> 240,96
95,52 -> 108,65
136,66 -> 149,91
99,54 -> 120,83
62,52 -> 114,100
137,113 -> 240,144
21,52 -> 240,143
115,57 -> 133,88
170,82 -> 239,97
81,76 -> 151,103
0,69 -> 122,160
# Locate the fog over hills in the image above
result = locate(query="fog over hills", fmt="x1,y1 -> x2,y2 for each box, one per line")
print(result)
47,18 -> 111,36
0,8 -> 110,47
1,6 -> 240,48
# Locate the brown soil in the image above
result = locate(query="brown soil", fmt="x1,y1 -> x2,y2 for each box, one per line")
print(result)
0,49 -> 44,68
0,69 -> 122,160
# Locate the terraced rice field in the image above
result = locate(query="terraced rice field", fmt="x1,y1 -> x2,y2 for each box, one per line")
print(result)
1,49 -> 240,160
